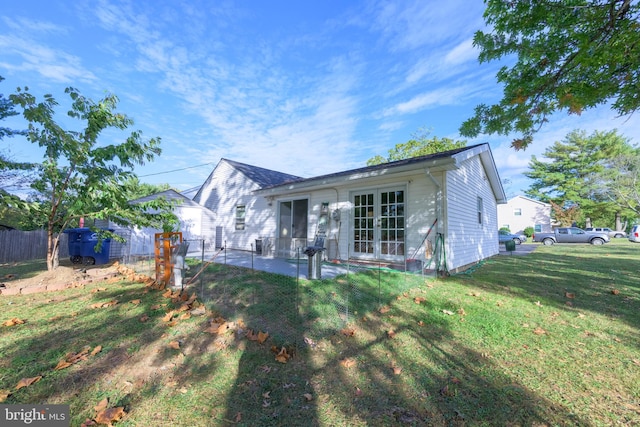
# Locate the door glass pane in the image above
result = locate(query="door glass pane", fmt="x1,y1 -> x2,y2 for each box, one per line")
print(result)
292,199 -> 308,238
380,190 -> 405,256
279,202 -> 292,238
353,192 -> 375,254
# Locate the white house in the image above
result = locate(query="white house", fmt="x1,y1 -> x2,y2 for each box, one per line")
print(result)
102,189 -> 218,256
194,143 -> 506,273
497,195 -> 552,234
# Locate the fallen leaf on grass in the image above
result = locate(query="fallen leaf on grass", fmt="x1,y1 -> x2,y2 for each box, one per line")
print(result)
162,311 -> 176,322
533,327 -> 547,335
91,346 -> 102,356
168,341 -> 181,350
0,389 -> 12,402
418,321 -> 425,326
95,406 -> 126,425
414,296 -> 426,304
139,314 -> 150,322
442,309 -> 454,315
16,376 -> 42,390
90,300 -> 118,309
3,318 -> 25,327
392,365 -> 402,375
534,301 -> 542,307
234,412 -> 242,422
340,327 -> 355,337
130,299 -> 141,305
354,387 -> 363,397
387,330 -> 396,339
340,358 -> 356,368
611,289 -> 620,295
565,292 -> 575,299
379,305 -> 390,314
275,347 -> 291,363
246,329 -> 269,344
303,393 -> 313,401
457,308 -> 466,316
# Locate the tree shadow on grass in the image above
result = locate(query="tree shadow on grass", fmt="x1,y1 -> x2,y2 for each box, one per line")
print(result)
217,267 -> 592,426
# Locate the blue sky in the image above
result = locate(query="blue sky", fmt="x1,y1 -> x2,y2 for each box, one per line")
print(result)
2,0 -> 639,198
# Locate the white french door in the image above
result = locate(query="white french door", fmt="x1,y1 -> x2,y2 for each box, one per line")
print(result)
352,188 -> 405,260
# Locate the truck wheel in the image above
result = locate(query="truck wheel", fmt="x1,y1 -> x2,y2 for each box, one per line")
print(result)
514,238 -> 522,245
614,233 -> 625,238
542,238 -> 554,246
591,238 -> 605,245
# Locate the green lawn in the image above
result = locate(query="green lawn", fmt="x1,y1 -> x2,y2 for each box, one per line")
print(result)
1,240 -> 638,426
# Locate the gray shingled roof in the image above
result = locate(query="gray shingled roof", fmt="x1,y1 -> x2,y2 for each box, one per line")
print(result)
223,158 -> 303,188
259,143 -> 486,190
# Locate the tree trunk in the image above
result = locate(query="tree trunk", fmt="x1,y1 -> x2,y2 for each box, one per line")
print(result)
46,227 -> 60,271
615,212 -> 622,231
585,217 -> 592,228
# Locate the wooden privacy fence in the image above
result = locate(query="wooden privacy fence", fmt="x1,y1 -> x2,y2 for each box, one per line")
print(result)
0,230 -> 69,264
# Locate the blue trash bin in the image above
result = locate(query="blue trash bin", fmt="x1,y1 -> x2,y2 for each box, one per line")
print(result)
64,228 -> 112,265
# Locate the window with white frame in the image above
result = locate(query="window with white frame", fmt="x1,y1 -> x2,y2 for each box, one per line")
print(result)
534,224 -> 542,232
514,208 -> 522,216
477,197 -> 483,225
235,205 -> 246,231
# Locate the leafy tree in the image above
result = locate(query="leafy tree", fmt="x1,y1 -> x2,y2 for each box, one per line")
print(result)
9,86 -> 177,270
367,129 -> 466,166
596,149 -> 640,219
1,76 -> 33,194
525,129 -> 637,227
460,0 -> 640,149
550,201 -> 581,227
122,176 -> 172,200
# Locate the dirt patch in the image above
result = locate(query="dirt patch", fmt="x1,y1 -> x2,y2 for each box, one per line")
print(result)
1,262 -> 121,293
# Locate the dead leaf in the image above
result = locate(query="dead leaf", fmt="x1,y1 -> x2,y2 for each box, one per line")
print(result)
418,321 -> 424,327
94,407 -> 126,425
565,292 -> 575,299
387,330 -> 396,339
392,366 -> 402,375
169,340 -> 181,350
257,331 -> 269,344
234,412 -> 242,422
354,387 -> 363,397
414,296 -> 426,304
340,328 -> 355,337
162,311 -> 176,322
3,318 -> 25,327
15,376 -> 42,390
275,347 -> 290,363
457,308 -> 466,316
533,327 -> 547,335
139,314 -> 150,322
611,289 -> 620,295
303,393 -> 313,401
54,360 -> 73,370
379,305 -> 390,314
534,301 -> 542,307
340,358 -> 356,368
91,346 -> 102,356
94,398 -> 109,413
130,299 -> 141,305
442,309 -> 454,315
0,389 -> 11,402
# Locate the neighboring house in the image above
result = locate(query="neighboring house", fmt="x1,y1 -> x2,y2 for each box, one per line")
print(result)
99,189 -> 217,256
194,143 -> 506,273
497,195 -> 552,235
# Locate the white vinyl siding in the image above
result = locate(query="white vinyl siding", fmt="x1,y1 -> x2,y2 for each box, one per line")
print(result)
445,155 -> 499,271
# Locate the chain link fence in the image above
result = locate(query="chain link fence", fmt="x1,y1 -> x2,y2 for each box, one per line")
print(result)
120,239 -> 434,350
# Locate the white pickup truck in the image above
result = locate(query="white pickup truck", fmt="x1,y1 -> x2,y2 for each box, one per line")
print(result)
532,227 -> 610,245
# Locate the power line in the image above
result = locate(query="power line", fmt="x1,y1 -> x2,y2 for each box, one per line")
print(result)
139,162 -> 213,177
